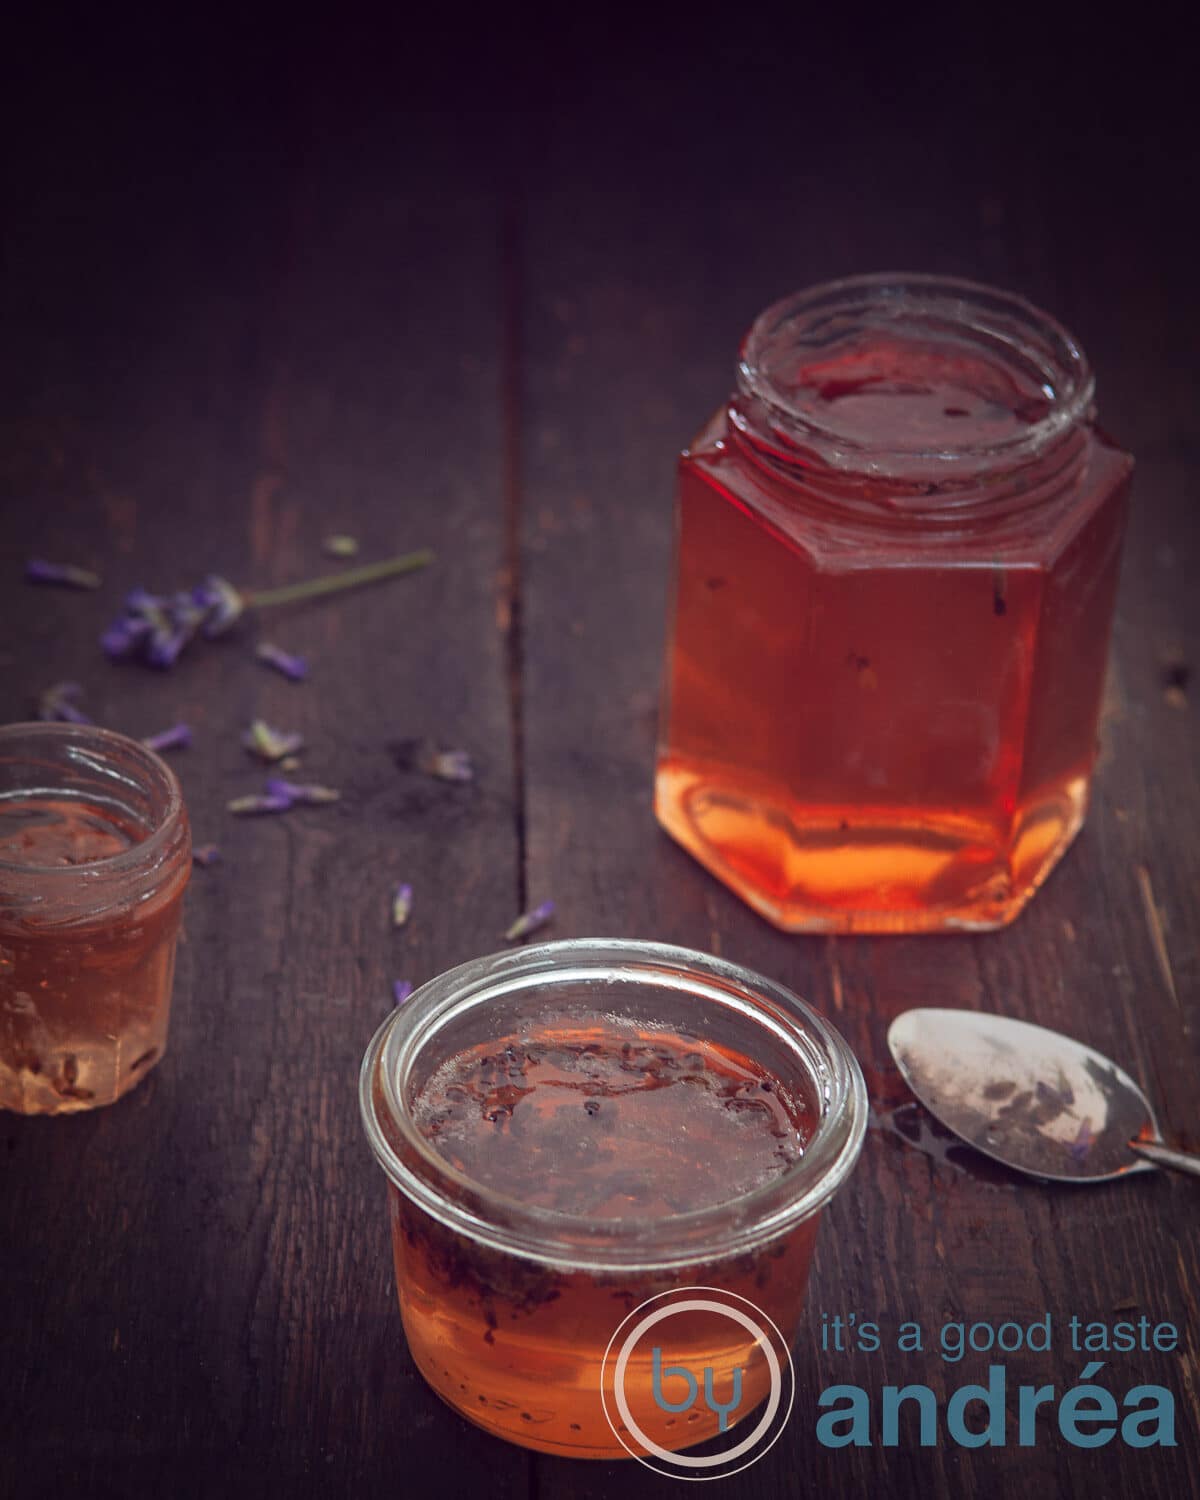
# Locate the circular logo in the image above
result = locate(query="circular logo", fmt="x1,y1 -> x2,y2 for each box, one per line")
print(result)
600,1285 -> 795,1480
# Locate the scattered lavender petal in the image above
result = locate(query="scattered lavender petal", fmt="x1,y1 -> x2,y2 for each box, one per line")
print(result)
227,792 -> 295,815
323,535 -> 360,558
37,682 -> 91,724
504,900 -> 556,942
192,844 -> 220,867
392,980 -> 414,1006
256,641 -> 309,682
242,719 -> 304,762
263,777 -> 339,805
420,746 -> 474,783
142,724 -> 192,753
26,558 -> 102,589
391,883 -> 413,928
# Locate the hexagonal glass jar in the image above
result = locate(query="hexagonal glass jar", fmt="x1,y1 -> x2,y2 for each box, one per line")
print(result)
655,274 -> 1132,933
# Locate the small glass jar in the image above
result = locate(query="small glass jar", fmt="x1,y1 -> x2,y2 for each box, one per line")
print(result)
0,722 -> 191,1113
656,273 -> 1133,933
360,938 -> 866,1461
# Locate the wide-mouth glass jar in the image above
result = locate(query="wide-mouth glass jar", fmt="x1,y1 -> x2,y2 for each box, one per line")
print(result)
360,938 -> 866,1461
0,722 -> 191,1113
656,273 -> 1133,933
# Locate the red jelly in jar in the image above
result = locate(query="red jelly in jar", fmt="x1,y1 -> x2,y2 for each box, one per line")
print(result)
656,274 -> 1132,933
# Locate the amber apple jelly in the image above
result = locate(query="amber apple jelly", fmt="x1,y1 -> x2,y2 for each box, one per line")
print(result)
361,940 -> 866,1460
0,724 -> 191,1113
656,274 -> 1132,933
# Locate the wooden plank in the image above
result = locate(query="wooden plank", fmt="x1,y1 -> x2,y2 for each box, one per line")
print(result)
516,65 -> 1199,1500
0,111 -> 527,1499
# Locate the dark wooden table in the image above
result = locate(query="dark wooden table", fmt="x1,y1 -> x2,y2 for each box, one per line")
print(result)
2,24 -> 1197,1500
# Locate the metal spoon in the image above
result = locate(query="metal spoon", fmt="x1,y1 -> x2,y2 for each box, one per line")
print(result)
887,1009 -> 1200,1183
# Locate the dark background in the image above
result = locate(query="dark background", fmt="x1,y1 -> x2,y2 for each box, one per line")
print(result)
1,17 -> 1197,1500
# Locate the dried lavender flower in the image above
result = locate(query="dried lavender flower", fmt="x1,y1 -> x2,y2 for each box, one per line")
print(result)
37,682 -> 91,724
323,535 -> 360,558
242,719 -> 304,763
192,844 -> 220,867
392,980 -> 414,1006
146,590 -> 208,669
197,575 -> 246,638
504,900 -> 555,942
256,641 -> 309,682
391,883 -> 413,928
101,613 -> 152,660
227,792 -> 294,816
263,777 -> 340,806
26,558 -> 102,589
142,724 -> 192,753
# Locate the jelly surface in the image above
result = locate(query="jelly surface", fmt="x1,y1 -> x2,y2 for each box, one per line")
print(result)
413,1024 -> 812,1217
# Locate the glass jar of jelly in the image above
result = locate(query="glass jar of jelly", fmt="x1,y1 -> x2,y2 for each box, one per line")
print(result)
656,274 -> 1133,933
0,722 -> 191,1112
360,939 -> 866,1462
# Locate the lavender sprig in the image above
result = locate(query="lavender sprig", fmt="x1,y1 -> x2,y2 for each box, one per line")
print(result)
242,719 -> 304,763
37,682 -> 91,724
192,844 -> 220,867
263,777 -> 340,806
256,641 -> 309,682
26,558 -> 102,590
392,980 -> 414,1006
391,883 -> 413,928
504,900 -> 555,942
142,724 -> 192,753
100,548 -> 432,668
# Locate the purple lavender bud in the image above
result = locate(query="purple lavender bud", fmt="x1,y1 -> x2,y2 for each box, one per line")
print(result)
36,682 -> 91,724
263,777 -> 339,805
392,980 -> 415,1006
504,900 -> 556,942
100,614 -> 152,660
227,792 -> 295,815
256,641 -> 309,682
200,575 -> 245,638
391,883 -> 413,928
192,844 -> 220,867
124,587 -> 169,620
142,724 -> 192,753
26,558 -> 102,589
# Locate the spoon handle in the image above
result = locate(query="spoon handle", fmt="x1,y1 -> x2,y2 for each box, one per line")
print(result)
1129,1140 -> 1200,1178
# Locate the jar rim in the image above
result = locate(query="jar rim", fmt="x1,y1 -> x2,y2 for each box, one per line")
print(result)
0,721 -> 185,878
735,272 -> 1095,479
359,938 -> 868,1272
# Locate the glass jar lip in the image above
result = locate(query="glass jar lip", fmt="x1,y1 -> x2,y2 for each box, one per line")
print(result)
0,720 -> 185,877
735,271 -> 1095,477
360,937 -> 868,1272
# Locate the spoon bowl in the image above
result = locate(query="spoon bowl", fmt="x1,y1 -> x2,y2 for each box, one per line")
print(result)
886,1009 -> 1198,1184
